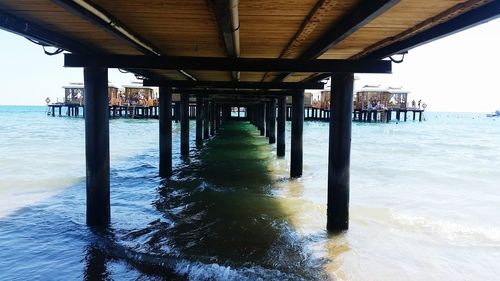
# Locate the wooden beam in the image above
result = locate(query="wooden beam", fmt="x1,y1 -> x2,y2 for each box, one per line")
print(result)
52,0 -> 197,81
273,0 -> 400,81
210,0 -> 236,57
0,9 -> 176,83
65,54 -> 391,74
357,0 -> 500,59
52,0 -> 159,55
143,79 -> 324,90
261,0 -> 337,82
208,0 -> 239,81
171,89 -> 294,98
0,9 -> 93,54
305,0 -> 499,83
300,0 -> 401,60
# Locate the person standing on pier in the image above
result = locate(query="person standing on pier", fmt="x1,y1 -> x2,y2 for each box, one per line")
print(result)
418,100 -> 422,109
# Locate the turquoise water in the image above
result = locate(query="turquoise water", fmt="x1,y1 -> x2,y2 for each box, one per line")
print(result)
0,106 -> 499,280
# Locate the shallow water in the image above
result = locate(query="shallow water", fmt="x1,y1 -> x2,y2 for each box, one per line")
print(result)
0,106 -> 499,280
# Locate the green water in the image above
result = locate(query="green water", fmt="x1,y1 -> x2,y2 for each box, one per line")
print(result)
1,106 -> 499,280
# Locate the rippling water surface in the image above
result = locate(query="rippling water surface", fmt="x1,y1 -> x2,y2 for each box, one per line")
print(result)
0,106 -> 499,280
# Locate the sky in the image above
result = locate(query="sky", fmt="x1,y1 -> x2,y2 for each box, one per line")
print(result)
0,18 -> 499,112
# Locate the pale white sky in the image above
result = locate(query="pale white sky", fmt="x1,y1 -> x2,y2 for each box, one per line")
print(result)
0,18 -> 499,112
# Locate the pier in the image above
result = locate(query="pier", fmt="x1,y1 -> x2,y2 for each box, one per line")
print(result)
47,103 -> 425,124
1,0 -> 498,236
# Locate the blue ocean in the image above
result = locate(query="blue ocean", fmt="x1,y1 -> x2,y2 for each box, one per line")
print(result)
0,105 -> 499,280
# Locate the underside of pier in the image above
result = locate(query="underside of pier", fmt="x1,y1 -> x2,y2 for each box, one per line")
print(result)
1,0 -> 498,231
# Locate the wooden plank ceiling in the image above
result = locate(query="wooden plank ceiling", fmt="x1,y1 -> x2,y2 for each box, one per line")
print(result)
0,0 -> 494,83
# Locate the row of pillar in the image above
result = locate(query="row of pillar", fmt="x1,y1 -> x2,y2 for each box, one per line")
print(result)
83,66 -> 353,233
247,93 -> 303,178
160,89 -> 223,176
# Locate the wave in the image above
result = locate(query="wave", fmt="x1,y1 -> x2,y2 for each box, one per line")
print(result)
91,230 -> 318,281
353,207 -> 500,246
390,211 -> 500,246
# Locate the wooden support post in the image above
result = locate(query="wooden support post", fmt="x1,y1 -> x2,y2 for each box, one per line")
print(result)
180,94 -> 189,155
196,95 -> 203,143
84,67 -> 110,227
259,103 -> 265,136
277,96 -> 286,156
419,111 -> 423,122
291,90 -> 304,178
203,100 -> 209,139
413,111 -> 416,121
215,105 -> 220,131
269,98 -> 276,144
404,110 -> 407,122
210,102 -> 215,136
174,102 -> 180,123
159,87 -> 172,177
396,110 -> 401,121
367,110 -> 372,122
265,102 -> 270,137
327,73 -> 353,232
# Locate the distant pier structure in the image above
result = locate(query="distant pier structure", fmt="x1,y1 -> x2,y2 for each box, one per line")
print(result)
48,86 -> 425,123
353,85 -> 425,122
3,0 -> 498,233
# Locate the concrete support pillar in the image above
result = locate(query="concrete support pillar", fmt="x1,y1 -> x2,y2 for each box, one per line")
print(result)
180,94 -> 189,155
84,67 -> 110,227
277,96 -> 286,156
196,95 -> 203,144
159,87 -> 172,177
269,98 -> 276,144
291,91 -> 304,178
327,73 -> 354,232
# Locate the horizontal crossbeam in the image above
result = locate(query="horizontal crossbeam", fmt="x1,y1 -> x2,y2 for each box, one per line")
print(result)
64,54 -> 391,74
172,89 -> 297,97
143,79 -> 324,90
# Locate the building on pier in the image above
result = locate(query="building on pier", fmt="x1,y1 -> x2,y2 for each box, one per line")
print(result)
63,83 -> 84,105
108,84 -> 120,106
122,84 -> 156,107
354,85 -> 410,110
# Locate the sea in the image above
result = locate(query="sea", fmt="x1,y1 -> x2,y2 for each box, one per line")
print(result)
0,105 -> 499,281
